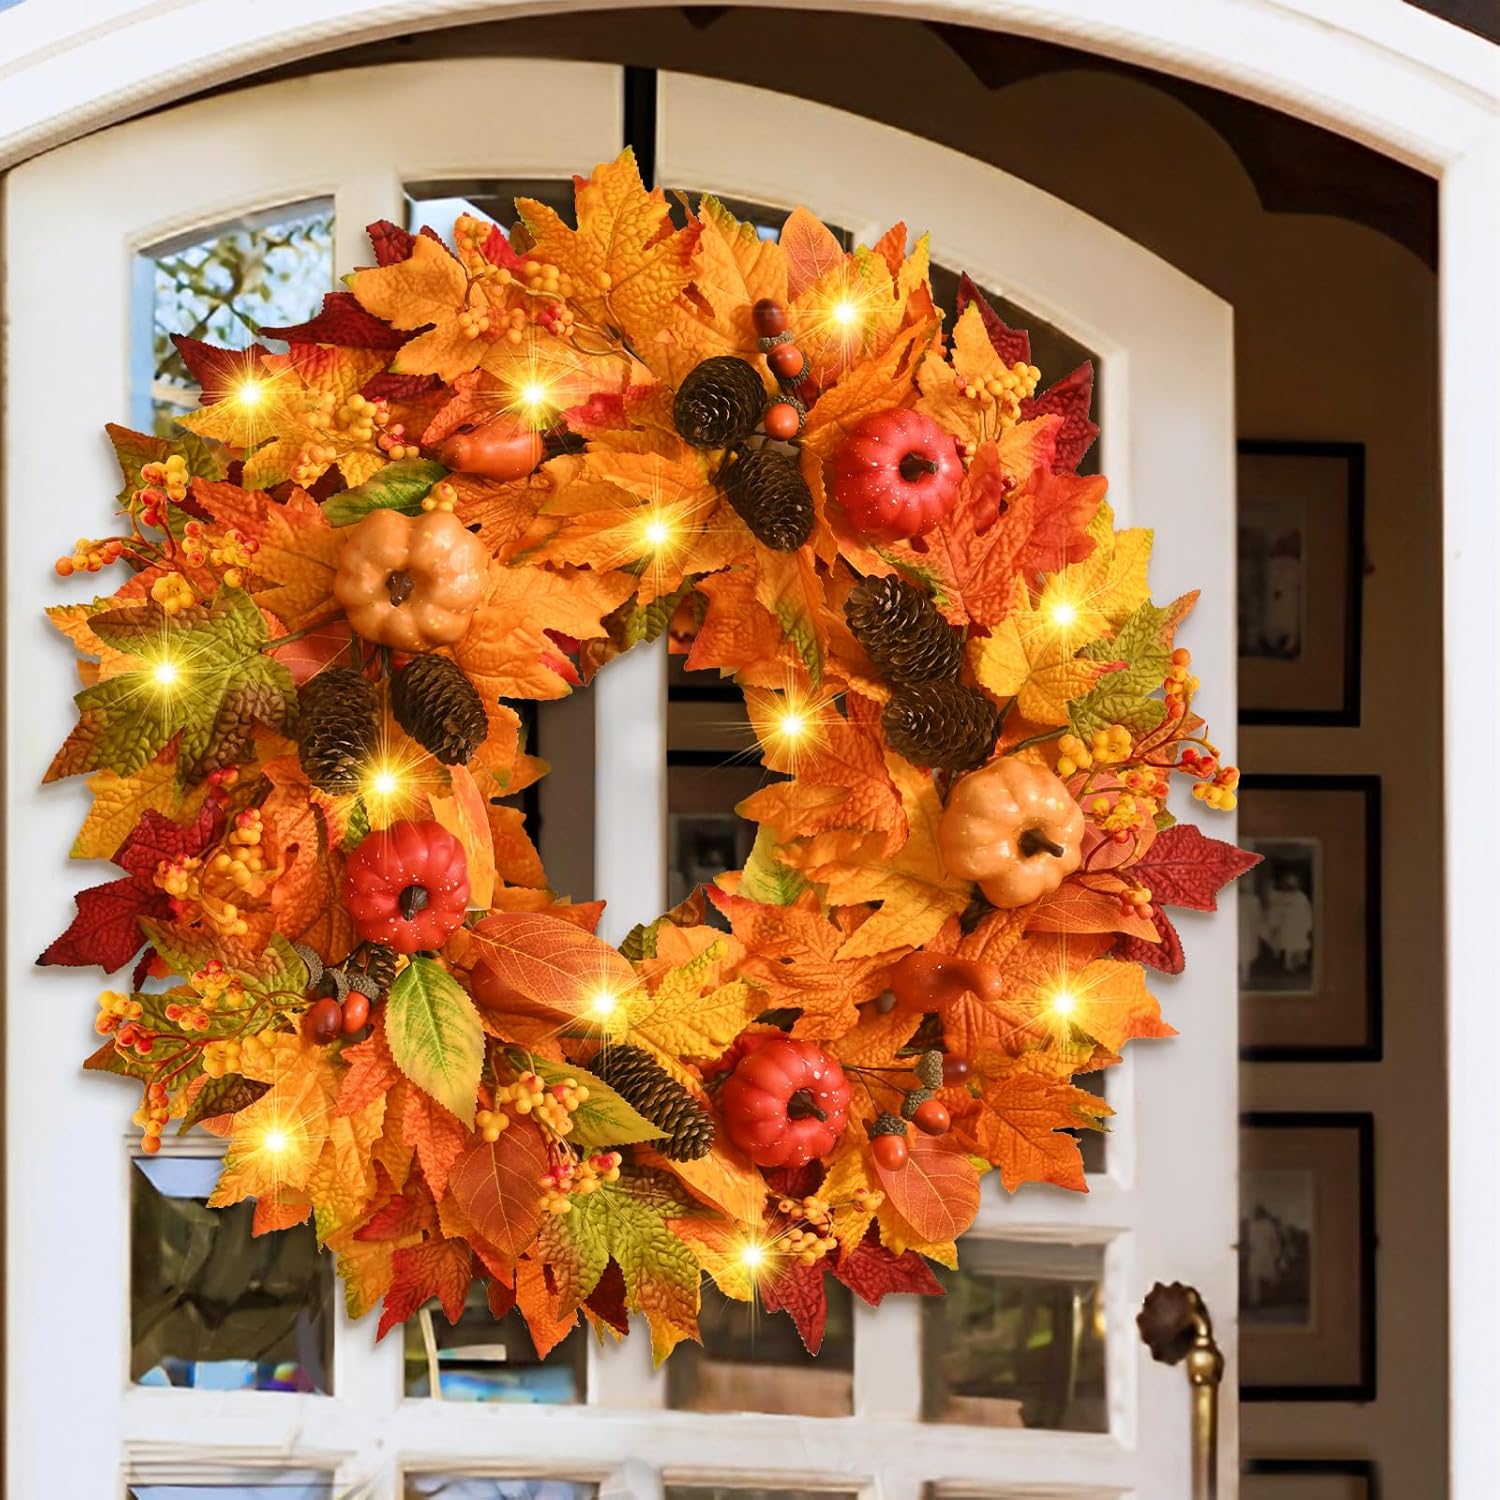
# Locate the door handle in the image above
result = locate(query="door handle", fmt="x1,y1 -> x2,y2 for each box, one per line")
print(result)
1137,1281 -> 1225,1500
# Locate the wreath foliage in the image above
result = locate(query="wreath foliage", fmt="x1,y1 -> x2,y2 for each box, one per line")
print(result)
47,153 -> 1257,1358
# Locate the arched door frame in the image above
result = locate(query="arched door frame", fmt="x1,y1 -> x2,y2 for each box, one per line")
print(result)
2,5 -> 1496,1497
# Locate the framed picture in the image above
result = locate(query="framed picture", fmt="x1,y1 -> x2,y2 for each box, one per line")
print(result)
1243,1459 -> 1379,1499
1237,440 -> 1364,726
1239,1113 -> 1376,1401
1238,774 -> 1382,1062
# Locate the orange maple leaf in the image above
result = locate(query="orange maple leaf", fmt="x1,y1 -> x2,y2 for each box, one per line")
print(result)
965,1063 -> 1109,1193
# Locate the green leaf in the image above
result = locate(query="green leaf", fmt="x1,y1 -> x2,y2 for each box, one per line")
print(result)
321,457 -> 448,526
83,1038 -> 156,1081
385,957 -> 484,1127
52,589 -> 295,783
106,423 -> 227,511
1068,600 -> 1172,739
141,922 -> 311,998
506,1050 -> 665,1150
178,1073 -> 270,1133
738,826 -> 808,906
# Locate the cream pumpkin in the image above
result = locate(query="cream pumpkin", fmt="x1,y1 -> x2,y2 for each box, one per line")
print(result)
938,757 -> 1085,907
333,509 -> 488,652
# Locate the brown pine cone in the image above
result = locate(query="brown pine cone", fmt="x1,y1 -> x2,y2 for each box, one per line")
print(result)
593,1044 -> 716,1161
674,356 -> 766,449
845,574 -> 963,685
297,667 -> 381,794
391,654 -> 487,766
340,942 -> 398,1001
882,681 -> 998,771
724,448 -> 815,551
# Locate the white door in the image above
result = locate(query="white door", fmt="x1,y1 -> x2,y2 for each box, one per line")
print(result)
4,57 -> 1237,1500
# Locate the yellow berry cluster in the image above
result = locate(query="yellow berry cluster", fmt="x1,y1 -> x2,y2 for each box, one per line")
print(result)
181,520 -> 259,587
95,989 -> 143,1036
1088,790 -> 1155,845
774,1193 -> 841,1266
55,536 -> 125,577
201,1037 -> 244,1078
495,1071 -> 590,1137
850,1185 -> 885,1213
133,1081 -> 171,1156
190,959 -> 248,1010
1121,765 -> 1169,801
130,455 -> 192,532
150,571 -> 197,614
1164,647 -> 1200,707
292,392 -> 409,486
163,996 -> 213,1032
1091,723 -> 1133,765
961,361 -> 1041,425
475,1107 -> 510,1143
538,1149 -> 623,1214
1055,733 -> 1091,778
1190,761 -> 1240,811
1118,885 -> 1156,922
154,811 -> 275,938
422,480 -> 458,514
239,1031 -> 275,1071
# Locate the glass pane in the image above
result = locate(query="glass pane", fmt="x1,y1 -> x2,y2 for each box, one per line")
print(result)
137,201 -> 334,434
927,264 -> 1102,477
403,1279 -> 585,1403
128,1480 -> 332,1500
666,756 -> 777,918
405,1482 -> 596,1500
131,1155 -> 333,1393
922,1239 -> 1106,1431
667,1282 -> 854,1416
1072,1068 -> 1108,1177
406,180 -> 577,245
667,1491 -> 859,1500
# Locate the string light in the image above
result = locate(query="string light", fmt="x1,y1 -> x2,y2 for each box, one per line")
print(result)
739,1240 -> 768,1272
831,298 -> 860,328
588,988 -> 619,1019
519,382 -> 548,411
643,515 -> 673,549
1050,988 -> 1079,1017
260,1128 -> 290,1156
235,380 -> 265,408
1049,601 -> 1078,628
151,659 -> 180,688
778,711 -> 806,740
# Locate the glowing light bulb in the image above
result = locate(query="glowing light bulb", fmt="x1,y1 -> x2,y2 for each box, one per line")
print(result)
644,517 -> 672,548
236,380 -> 264,408
739,1241 -> 767,1271
371,771 -> 400,797
520,382 -> 548,410
151,659 -> 180,688
261,1128 -> 289,1156
778,712 -> 806,740
1050,601 -> 1078,627
1050,989 -> 1078,1017
589,988 -> 619,1019
831,299 -> 859,328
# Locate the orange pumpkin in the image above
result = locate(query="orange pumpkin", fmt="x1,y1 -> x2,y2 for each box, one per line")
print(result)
938,758 -> 1085,908
437,420 -> 543,481
334,509 -> 488,652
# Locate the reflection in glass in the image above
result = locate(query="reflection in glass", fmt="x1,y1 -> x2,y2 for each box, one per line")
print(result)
129,1479 -> 332,1500
406,180 -> 577,245
405,1480 -> 597,1500
403,1280 -> 586,1403
668,1283 -> 854,1417
138,202 -> 334,434
131,1155 -> 332,1393
923,1238 -> 1107,1431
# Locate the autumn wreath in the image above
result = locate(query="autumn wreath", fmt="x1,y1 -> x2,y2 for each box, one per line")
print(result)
47,154 -> 1258,1358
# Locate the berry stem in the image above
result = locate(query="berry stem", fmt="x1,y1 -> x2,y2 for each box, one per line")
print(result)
1007,725 -> 1067,754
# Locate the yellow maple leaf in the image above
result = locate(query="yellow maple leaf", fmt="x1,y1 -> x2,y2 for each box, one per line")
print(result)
627,933 -> 761,1057
518,151 -> 699,365
1041,503 -> 1153,630
968,583 -> 1108,726
72,750 -> 207,860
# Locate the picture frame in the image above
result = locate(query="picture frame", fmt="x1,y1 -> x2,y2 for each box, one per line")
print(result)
1243,1458 -> 1379,1500
1239,1113 -> 1376,1402
1238,774 -> 1382,1062
1237,440 -> 1364,726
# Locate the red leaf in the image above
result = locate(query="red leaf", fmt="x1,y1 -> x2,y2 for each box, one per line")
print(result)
1020,363 -> 1100,473
356,1188 -> 439,1243
761,1259 -> 828,1355
1018,465 -> 1106,575
260,292 -> 406,349
956,274 -> 1030,366
448,1115 -> 548,1257
377,1238 -> 473,1339
268,619 -> 356,684
1115,908 -> 1186,974
170,334 -> 267,404
1128,823 -> 1262,913
832,1236 -> 945,1307
480,223 -> 527,273
402,1085 -> 470,1198
363,371 -> 443,401
585,1259 -> 630,1335
115,804 -> 224,880
367,219 -> 417,267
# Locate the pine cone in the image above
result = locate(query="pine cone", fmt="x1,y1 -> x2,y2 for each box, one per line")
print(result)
882,681 -> 998,771
391,654 -> 487,766
845,574 -> 963,685
674,356 -> 766,449
340,942 -> 398,1001
297,667 -> 381,794
593,1044 -> 716,1161
724,448 -> 815,551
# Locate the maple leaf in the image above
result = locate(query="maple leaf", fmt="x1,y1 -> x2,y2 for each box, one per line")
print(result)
1027,876 -> 1162,941
260,291 -> 408,351
452,561 -> 636,707
762,1258 -> 829,1355
449,1113 -> 549,1257
338,1016 -> 401,1117
518,151 -> 701,373
627,949 -> 761,1059
377,1238 -> 474,1340
1123,822 -> 1262,912
1114,909 -> 1187,975
799,325 -> 926,464
913,302 -> 1030,449
400,1080 -> 470,1198
707,887 -> 893,1040
515,1258 -> 579,1358
537,1167 -> 700,1363
193,480 -> 342,631
70,747 -> 209,862
955,275 -> 1030,365
1021,362 -> 1100,472
779,757 -> 971,959
831,1235 -> 946,1308
1068,600 -> 1176,739
47,590 -> 295,784
686,566 -> 804,686
429,764 -> 497,910
40,802 -> 223,972
969,586 -> 1109,727
968,1064 -> 1108,1192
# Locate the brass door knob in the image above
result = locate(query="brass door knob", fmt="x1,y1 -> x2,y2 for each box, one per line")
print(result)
1138,1282 -> 1225,1500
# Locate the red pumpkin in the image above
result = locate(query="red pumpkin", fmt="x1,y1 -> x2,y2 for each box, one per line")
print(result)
718,1036 -> 850,1168
343,819 -> 470,953
831,409 -> 962,541
437,419 -> 543,481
